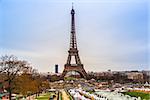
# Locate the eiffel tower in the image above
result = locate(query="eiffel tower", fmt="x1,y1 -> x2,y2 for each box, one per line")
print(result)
62,5 -> 87,79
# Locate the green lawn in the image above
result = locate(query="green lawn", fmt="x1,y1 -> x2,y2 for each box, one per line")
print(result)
123,91 -> 150,100
36,92 -> 52,100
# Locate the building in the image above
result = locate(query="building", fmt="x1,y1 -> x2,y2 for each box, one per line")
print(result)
127,72 -> 143,81
55,64 -> 58,73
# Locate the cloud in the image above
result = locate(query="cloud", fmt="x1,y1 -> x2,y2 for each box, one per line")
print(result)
0,0 -> 148,72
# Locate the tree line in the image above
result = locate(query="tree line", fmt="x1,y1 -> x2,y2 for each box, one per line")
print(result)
0,55 -> 49,100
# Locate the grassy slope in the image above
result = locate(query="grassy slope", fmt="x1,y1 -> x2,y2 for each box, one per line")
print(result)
124,91 -> 150,100
36,93 -> 52,100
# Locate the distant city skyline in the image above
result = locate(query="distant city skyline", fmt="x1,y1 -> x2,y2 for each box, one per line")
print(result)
0,0 -> 149,72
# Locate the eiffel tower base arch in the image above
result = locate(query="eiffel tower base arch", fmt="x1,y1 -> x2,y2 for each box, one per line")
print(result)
61,64 -> 87,79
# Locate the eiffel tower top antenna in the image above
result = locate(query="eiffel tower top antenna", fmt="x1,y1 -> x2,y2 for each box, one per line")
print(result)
72,2 -> 74,9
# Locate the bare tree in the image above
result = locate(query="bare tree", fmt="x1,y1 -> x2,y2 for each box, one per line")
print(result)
0,55 -> 29,100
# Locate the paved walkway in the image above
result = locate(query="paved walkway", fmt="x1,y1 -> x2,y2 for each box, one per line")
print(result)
61,90 -> 70,100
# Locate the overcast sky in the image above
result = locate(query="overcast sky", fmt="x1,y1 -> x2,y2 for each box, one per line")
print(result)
0,0 -> 149,73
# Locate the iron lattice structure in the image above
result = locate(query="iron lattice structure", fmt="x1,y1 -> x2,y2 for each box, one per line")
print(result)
62,6 -> 87,79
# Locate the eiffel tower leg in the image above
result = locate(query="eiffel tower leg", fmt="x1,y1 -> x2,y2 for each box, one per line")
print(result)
74,53 -> 81,64
66,55 -> 71,64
